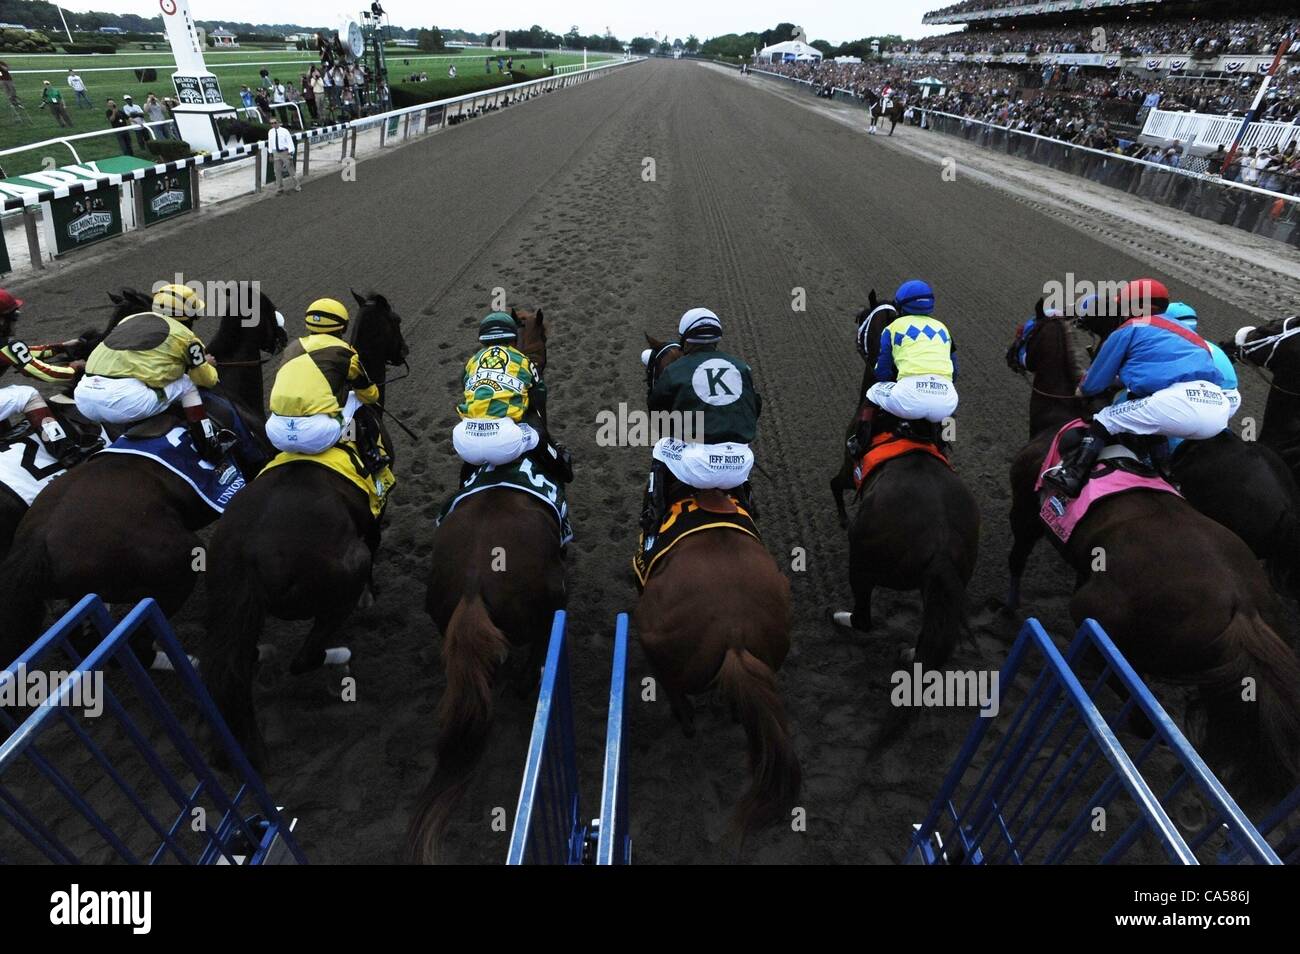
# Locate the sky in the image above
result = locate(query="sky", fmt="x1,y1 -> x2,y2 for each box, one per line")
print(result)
64,0 -> 955,44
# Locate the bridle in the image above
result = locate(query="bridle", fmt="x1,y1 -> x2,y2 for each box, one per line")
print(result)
645,341 -> 682,391
1236,315 -> 1300,370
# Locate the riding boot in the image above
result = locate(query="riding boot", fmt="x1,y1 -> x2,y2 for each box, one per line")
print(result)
737,480 -> 759,521
531,438 -> 574,484
640,460 -> 668,535
459,460 -> 477,486
188,419 -> 234,465
1043,422 -> 1109,497
354,407 -> 392,476
846,402 -> 877,460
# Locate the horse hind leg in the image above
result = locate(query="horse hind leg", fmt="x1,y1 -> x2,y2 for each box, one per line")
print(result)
290,611 -> 353,677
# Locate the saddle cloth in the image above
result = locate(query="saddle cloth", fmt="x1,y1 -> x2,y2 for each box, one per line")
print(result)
1036,419 -> 1181,543
260,442 -> 396,520
633,491 -> 759,588
436,456 -> 573,545
853,429 -> 950,491
0,422 -> 66,507
98,426 -> 247,514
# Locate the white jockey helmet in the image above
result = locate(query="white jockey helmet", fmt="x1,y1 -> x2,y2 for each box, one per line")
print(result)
678,307 -> 722,344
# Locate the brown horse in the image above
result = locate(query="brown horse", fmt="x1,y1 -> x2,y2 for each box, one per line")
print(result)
633,334 -> 800,838
1008,424 -> 1300,804
830,295 -> 981,673
201,291 -> 407,769
0,286 -> 285,659
405,306 -> 569,864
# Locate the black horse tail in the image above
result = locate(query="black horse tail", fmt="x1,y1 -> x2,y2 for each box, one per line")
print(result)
202,544 -> 268,770
0,538 -> 51,659
718,645 -> 801,837
405,586 -> 509,864
917,557 -> 969,669
1198,609 -> 1300,805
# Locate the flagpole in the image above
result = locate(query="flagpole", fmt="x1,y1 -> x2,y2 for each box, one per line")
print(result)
55,3 -> 74,44
1221,34 -> 1292,176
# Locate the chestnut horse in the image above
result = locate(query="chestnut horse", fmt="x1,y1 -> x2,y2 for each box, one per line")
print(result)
633,334 -> 800,838
405,307 -> 569,864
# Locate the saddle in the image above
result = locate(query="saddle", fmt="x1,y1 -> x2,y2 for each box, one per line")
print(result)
633,490 -> 759,588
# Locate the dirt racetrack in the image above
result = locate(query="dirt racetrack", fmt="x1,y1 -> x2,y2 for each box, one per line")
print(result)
9,58 -> 1296,863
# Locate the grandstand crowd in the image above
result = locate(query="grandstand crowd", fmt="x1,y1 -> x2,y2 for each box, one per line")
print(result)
758,3 -> 1300,195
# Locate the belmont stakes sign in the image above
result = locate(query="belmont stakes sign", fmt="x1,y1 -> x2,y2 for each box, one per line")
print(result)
48,187 -> 123,255
141,167 -> 194,226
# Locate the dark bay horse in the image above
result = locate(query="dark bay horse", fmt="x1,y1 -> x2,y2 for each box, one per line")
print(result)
405,306 -> 569,864
830,296 -> 981,672
632,335 -> 800,839
869,94 -> 904,135
0,286 -> 285,657
1225,316 -> 1300,481
1008,429 -> 1300,803
202,291 -> 407,769
1013,309 -> 1300,596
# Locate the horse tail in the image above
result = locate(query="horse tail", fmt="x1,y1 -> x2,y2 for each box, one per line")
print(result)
717,646 -> 801,835
917,557 -> 969,669
0,539 -> 51,658
1198,609 -> 1300,803
201,541 -> 267,769
406,587 -> 509,864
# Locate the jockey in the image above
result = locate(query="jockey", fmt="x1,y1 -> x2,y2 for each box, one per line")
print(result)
266,297 -> 389,472
862,279 -> 958,432
1043,279 -> 1232,497
640,307 -> 761,533
452,312 -> 571,484
75,282 -> 229,462
1164,302 -> 1241,419
0,288 -> 87,465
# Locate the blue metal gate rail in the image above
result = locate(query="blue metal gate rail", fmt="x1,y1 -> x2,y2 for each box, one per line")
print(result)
0,595 -> 306,864
507,611 -> 631,865
507,611 -> 584,864
908,617 -> 1278,865
595,613 -> 631,865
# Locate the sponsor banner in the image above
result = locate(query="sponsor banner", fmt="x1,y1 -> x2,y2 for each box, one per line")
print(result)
173,74 -> 224,106
386,115 -> 399,136
140,166 -> 193,226
48,186 -> 122,254
425,105 -> 444,128
1104,55 -> 1122,69
1052,52 -> 1105,67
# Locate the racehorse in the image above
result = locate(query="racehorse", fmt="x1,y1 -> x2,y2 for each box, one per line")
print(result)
1014,308 -> 1300,597
0,286 -> 285,658
869,94 -> 904,136
1007,426 -> 1300,803
631,334 -> 801,839
1224,316 -> 1300,481
405,306 -> 569,864
0,328 -> 103,560
830,295 -> 981,674
202,291 -> 407,769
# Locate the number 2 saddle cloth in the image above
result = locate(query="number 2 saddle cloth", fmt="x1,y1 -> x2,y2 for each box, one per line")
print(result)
436,456 -> 574,545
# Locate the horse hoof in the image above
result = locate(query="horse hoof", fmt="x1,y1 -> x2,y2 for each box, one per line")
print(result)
357,586 -> 375,610
897,647 -> 916,666
829,609 -> 869,632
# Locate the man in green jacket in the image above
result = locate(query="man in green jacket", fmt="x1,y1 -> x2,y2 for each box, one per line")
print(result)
40,81 -> 73,128
640,307 -> 761,532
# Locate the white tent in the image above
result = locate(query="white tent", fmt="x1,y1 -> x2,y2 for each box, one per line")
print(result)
757,40 -> 823,64
833,55 -> 862,64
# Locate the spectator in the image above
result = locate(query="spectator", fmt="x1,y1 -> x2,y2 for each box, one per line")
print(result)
67,70 -> 92,109
144,92 -> 169,140
120,94 -> 147,148
254,87 -> 272,123
449,64 -> 458,79
240,85 -> 254,108
258,68 -> 273,91
302,71 -> 320,123
105,98 -> 133,156
40,81 -> 73,128
272,78 -> 286,104
486,56 -> 492,74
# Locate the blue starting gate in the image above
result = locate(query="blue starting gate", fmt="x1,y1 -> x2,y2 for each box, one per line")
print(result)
908,617 -> 1279,865
0,595 -> 306,864
506,611 -> 631,865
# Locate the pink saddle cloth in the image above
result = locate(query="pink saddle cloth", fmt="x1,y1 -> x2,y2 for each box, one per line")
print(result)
1035,419 -> 1181,543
